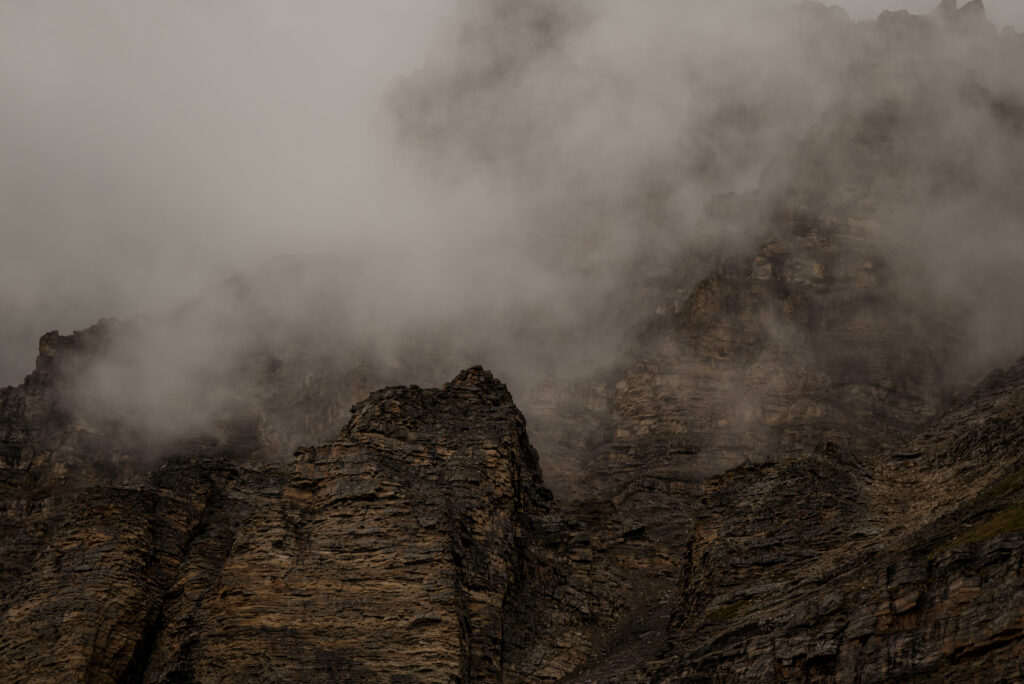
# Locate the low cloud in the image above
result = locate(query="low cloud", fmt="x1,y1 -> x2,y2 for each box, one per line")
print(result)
1,1 -> 1022,447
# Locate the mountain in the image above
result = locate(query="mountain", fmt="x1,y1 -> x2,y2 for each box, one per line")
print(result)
0,367 -> 595,682
2,2 -> 1024,682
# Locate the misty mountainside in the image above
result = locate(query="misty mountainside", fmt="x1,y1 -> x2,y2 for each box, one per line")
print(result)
2,1 -> 1024,682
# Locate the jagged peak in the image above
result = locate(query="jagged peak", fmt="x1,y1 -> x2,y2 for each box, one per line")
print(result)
343,366 -> 520,440
934,0 -> 958,18
933,0 -> 992,26
959,0 -> 986,17
796,1 -> 850,24
445,365 -> 507,394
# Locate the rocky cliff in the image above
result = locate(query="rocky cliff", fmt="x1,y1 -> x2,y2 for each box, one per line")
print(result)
4,353 -> 1024,682
651,357 -> 1024,682
2,1 -> 1024,682
0,367 -> 622,682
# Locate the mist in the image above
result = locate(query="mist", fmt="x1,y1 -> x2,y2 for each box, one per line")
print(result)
2,0 -> 1024,448
0,0 -> 461,384
843,0 -> 1024,24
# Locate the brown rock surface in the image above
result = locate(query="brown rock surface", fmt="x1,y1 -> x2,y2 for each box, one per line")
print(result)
2,3 -> 1024,682
0,368 -> 617,682
644,357 -> 1024,682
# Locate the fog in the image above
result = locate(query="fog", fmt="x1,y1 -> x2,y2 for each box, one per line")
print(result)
843,0 -> 1024,23
1,1 -> 1023,445
0,0 -> 460,385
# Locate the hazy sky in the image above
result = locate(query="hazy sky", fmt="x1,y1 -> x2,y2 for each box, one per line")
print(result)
0,1 -> 459,384
1,0 -> 1022,386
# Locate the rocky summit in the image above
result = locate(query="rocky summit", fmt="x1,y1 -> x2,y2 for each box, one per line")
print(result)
0,368 -> 593,682
2,2 -> 1024,682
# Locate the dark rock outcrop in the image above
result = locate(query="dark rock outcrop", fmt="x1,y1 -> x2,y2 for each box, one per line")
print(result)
0,368 -> 611,682
2,2 -> 1024,682
4,352 -> 1024,682
646,357 -> 1024,682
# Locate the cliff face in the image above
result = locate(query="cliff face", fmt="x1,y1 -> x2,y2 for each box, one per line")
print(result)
652,358 -> 1024,682
2,2 -> 1024,682
533,200 -> 951,548
0,368 -> 619,683
4,355 -> 1024,682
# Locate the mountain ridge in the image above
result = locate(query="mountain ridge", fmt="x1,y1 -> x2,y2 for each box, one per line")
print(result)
2,1 -> 1024,681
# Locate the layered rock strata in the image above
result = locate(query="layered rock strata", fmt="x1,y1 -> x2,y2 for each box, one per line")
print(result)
1,2 -> 1024,682
643,357 -> 1024,682
0,368 -> 619,683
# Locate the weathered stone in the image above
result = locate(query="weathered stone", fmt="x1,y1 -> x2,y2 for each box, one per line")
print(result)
2,2 -> 1024,682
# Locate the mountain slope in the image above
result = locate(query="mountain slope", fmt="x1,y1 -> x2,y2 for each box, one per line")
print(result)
0,368 -> 615,682
648,357 -> 1024,682
1,2 -> 1024,682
